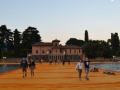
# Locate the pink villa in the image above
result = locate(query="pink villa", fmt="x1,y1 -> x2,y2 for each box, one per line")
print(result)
31,39 -> 85,61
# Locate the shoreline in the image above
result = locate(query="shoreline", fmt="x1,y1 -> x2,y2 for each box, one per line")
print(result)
0,62 -> 120,74
0,61 -> 120,64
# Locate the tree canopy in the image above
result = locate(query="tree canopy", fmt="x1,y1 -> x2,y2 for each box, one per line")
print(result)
0,25 -> 120,59
14,29 -> 21,57
0,25 -> 42,58
83,40 -> 112,59
111,33 -> 119,55
66,38 -> 84,47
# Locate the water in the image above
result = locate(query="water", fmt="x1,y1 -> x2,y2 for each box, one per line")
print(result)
0,64 -> 20,73
91,63 -> 120,72
0,63 -> 120,73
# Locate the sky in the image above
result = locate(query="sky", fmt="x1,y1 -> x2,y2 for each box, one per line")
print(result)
0,0 -> 120,45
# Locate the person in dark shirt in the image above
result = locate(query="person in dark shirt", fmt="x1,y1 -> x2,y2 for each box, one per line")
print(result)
29,58 -> 36,77
68,60 -> 70,65
49,59 -> 52,65
20,58 -> 28,78
62,60 -> 65,65
84,57 -> 90,80
55,60 -> 57,65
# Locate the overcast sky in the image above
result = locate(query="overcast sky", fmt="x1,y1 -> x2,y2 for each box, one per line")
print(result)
0,0 -> 120,45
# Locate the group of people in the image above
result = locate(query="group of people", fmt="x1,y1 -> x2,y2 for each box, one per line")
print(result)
76,57 -> 90,81
20,57 -> 91,80
49,59 -> 61,65
49,59 -> 71,65
90,67 -> 99,72
20,58 -> 36,78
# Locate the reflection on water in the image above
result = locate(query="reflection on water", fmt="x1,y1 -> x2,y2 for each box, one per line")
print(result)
0,64 -> 20,73
91,63 -> 120,72
3,64 -> 7,68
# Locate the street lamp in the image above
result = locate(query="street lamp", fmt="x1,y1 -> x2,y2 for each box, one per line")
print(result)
113,56 -> 116,59
113,55 -> 116,61
47,51 -> 49,61
3,57 -> 6,62
63,51 -> 65,60
27,53 -> 31,62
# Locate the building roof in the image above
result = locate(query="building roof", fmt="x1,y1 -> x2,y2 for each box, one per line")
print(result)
52,45 -> 82,49
32,40 -> 82,49
52,39 -> 60,42
61,45 -> 82,49
32,42 -> 53,46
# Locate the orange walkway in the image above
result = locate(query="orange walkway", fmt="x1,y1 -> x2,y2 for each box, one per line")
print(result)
0,62 -> 120,90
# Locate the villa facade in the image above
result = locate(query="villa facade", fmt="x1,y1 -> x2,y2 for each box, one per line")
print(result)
31,39 -> 85,61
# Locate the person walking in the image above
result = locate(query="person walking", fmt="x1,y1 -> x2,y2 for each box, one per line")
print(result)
40,59 -> 43,65
68,59 -> 70,65
62,60 -> 65,65
76,59 -> 83,80
55,60 -> 57,65
49,59 -> 52,65
57,59 -> 60,64
84,57 -> 90,81
29,58 -> 36,77
20,58 -> 28,78
40,59 -> 42,65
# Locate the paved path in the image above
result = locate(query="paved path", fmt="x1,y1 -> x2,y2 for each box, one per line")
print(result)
0,62 -> 120,90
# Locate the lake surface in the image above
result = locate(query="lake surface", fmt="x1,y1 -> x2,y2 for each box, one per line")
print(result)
0,64 -> 20,73
91,63 -> 120,72
0,63 -> 120,73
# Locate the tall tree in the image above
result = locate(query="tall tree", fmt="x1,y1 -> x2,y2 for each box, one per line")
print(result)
14,29 -> 21,57
83,40 -> 112,59
0,25 -> 13,51
111,33 -> 119,55
7,29 -> 14,51
0,25 -> 13,58
21,26 -> 41,53
85,30 -> 89,42
0,47 -> 1,58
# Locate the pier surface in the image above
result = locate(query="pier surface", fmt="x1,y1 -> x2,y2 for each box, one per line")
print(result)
0,62 -> 120,90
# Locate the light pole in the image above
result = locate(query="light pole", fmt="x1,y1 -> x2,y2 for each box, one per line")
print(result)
113,55 -> 116,62
62,51 -> 65,65
63,51 -> 65,60
3,57 -> 6,63
47,51 -> 49,62
27,53 -> 31,62
77,49 -> 79,61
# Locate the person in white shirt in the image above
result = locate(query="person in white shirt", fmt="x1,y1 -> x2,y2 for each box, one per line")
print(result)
76,59 -> 83,80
